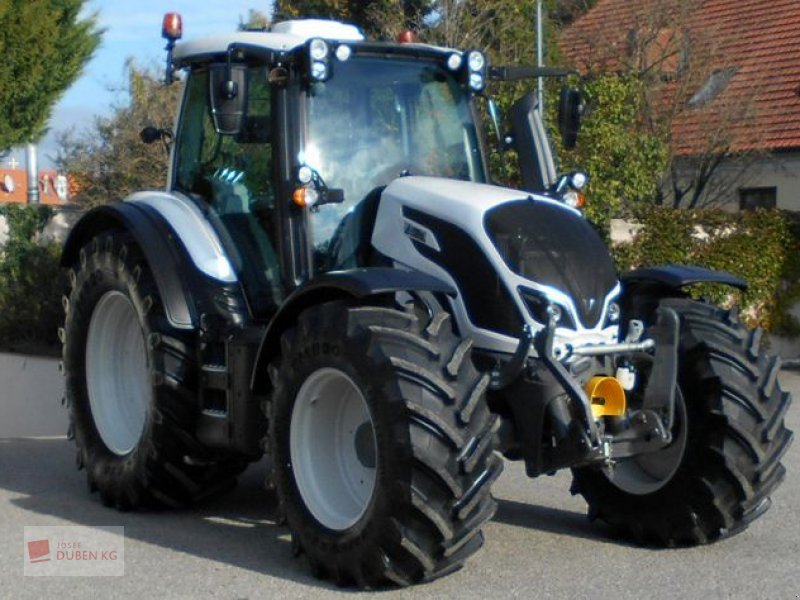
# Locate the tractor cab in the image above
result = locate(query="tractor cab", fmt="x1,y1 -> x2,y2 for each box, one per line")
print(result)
161,17 -> 580,318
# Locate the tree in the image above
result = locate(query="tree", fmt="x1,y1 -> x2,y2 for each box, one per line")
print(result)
557,74 -> 669,229
273,0 -> 434,39
56,64 -> 182,207
239,9 -> 270,30
0,0 -> 101,152
0,204 -> 64,350
560,0 -> 765,209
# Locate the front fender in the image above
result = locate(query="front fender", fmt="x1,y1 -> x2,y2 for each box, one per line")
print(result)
620,264 -> 747,327
622,264 -> 747,291
250,267 -> 454,393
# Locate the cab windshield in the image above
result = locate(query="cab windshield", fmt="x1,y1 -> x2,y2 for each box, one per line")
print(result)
303,55 -> 485,270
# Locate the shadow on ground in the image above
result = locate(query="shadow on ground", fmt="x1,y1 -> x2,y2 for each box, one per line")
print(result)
0,437 -> 323,587
1,437 -> 631,589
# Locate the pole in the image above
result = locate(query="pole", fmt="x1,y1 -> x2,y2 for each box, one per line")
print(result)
26,143 -> 39,205
536,0 -> 544,112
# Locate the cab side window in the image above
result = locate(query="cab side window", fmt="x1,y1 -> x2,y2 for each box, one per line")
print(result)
174,66 -> 282,315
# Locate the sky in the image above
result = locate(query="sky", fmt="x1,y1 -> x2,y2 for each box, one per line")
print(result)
5,1 -> 267,170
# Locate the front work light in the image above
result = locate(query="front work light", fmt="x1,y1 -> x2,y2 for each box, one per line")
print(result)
465,49 -> 487,92
309,38 -> 329,60
308,38 -> 331,81
467,50 -> 485,72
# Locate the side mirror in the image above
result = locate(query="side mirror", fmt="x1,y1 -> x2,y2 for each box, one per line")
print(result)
558,87 -> 583,149
510,91 -> 557,192
140,126 -> 173,145
209,64 -> 248,135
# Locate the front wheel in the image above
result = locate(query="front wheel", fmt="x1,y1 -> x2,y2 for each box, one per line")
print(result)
268,299 -> 502,587
572,299 -> 793,546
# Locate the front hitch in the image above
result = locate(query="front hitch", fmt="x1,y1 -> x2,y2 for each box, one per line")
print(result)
641,306 -> 680,431
536,306 -> 681,468
532,313 -> 603,451
494,306 -> 682,476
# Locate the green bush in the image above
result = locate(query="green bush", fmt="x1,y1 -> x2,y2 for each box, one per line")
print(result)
614,207 -> 800,335
0,205 -> 65,353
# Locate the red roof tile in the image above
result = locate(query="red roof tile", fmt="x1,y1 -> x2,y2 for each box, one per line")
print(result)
560,0 -> 800,155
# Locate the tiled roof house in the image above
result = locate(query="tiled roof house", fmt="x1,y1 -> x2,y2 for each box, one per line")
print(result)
0,167 -> 70,205
561,0 -> 800,210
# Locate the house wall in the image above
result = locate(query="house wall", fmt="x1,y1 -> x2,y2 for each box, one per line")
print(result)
668,152 -> 800,211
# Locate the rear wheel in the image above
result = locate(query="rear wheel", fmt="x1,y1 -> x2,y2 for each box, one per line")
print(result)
62,231 -> 248,509
268,298 -> 502,587
572,299 -> 793,545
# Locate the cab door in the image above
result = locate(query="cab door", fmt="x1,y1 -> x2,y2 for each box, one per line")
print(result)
171,64 -> 284,318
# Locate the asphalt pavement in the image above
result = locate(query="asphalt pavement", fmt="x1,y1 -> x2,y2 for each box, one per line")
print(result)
1,352 -> 798,599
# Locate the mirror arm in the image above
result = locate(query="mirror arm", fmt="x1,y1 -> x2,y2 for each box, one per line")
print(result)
489,66 -> 577,82
220,47 -> 238,100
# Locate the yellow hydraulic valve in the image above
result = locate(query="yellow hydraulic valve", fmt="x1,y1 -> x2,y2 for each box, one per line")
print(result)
584,376 -> 627,419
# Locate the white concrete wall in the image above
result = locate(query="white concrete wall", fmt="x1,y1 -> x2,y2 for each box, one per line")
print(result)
667,152 -> 800,210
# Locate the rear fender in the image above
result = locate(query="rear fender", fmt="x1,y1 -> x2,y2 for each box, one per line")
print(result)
62,202 -> 200,329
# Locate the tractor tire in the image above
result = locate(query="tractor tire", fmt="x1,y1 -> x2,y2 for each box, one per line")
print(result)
571,298 -> 793,546
267,299 -> 502,587
62,230 -> 248,510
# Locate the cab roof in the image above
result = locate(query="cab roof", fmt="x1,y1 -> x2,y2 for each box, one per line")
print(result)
173,20 -> 363,63
171,19 -> 459,65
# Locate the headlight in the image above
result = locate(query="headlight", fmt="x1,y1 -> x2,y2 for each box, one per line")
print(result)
519,287 -> 575,330
607,302 -> 620,323
335,44 -> 352,62
447,53 -> 462,71
467,51 -> 485,72
469,73 -> 485,91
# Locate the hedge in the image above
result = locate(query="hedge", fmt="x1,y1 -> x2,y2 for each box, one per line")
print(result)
613,207 -> 800,335
0,204 -> 65,353
0,202 -> 797,352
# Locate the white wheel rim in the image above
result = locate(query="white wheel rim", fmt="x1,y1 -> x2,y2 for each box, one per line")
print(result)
605,387 -> 688,495
85,291 -> 151,456
290,367 -> 378,531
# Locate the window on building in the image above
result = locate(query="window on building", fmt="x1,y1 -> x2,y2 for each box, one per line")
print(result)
739,187 -> 777,211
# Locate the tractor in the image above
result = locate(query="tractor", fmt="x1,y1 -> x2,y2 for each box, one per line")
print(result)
60,15 -> 793,587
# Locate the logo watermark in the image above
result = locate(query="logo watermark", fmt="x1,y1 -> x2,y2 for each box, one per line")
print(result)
24,526 -> 124,576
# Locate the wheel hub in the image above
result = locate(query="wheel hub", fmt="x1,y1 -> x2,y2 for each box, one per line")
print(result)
85,291 -> 151,456
354,421 -> 376,468
290,367 -> 378,531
